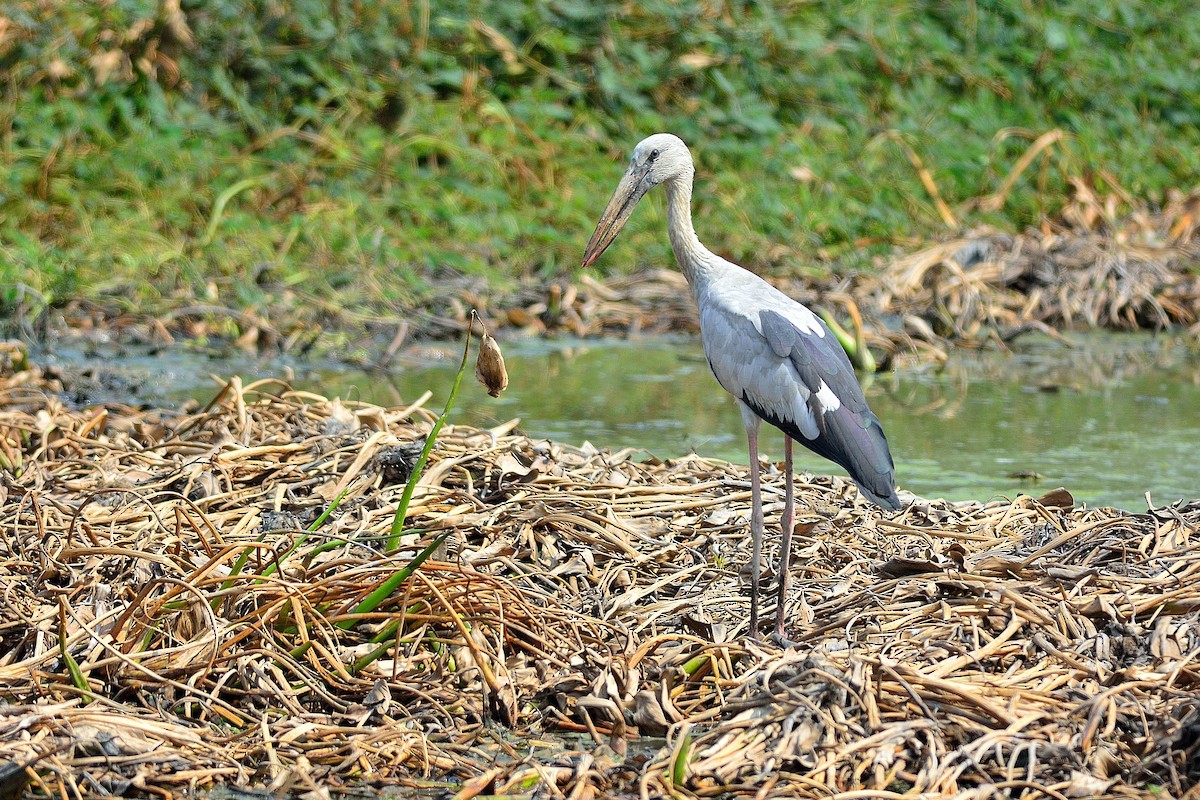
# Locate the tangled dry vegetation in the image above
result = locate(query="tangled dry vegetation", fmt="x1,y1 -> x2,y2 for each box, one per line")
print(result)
2,350 -> 1199,799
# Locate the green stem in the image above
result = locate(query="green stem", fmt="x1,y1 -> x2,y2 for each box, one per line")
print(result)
337,532 -> 448,631
386,316 -> 475,552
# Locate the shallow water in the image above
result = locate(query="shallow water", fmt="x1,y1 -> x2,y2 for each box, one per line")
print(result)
41,331 -> 1200,511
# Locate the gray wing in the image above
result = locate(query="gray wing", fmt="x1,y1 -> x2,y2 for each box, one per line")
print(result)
701,301 -> 899,510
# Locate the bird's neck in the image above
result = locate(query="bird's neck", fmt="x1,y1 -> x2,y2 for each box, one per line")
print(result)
663,173 -> 717,286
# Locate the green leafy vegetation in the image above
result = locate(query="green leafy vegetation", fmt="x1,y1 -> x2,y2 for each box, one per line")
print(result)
2,1 -> 1198,334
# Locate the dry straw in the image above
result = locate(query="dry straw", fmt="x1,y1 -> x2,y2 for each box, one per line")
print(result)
1,349 -> 1198,798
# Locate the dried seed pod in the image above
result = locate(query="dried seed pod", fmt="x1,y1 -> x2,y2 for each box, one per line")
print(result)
475,333 -> 509,397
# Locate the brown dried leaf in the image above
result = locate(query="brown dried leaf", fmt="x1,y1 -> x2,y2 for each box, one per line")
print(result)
631,689 -> 670,735
1036,486 -> 1075,510
1066,771 -> 1116,798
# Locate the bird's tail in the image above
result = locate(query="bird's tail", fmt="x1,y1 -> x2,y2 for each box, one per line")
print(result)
803,405 -> 900,510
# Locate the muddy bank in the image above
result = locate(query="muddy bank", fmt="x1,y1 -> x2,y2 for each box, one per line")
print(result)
2,354 -> 1198,797
14,187 -> 1200,370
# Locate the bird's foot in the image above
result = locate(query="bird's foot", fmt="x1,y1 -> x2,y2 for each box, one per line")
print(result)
770,629 -> 802,648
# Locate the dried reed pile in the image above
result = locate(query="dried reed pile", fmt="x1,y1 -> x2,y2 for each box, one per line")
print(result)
483,187 -> 1200,364
2,355 -> 1198,798
861,184 -> 1200,357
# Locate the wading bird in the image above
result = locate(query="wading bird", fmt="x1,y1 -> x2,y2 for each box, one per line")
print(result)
582,133 -> 900,641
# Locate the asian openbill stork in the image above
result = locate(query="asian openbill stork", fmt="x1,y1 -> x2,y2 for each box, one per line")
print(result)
581,133 -> 900,641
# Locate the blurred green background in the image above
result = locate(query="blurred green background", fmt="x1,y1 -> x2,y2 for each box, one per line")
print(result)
3,0 -> 1198,336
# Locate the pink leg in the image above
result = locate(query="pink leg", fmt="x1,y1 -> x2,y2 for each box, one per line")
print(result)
740,405 -> 764,638
775,436 -> 795,640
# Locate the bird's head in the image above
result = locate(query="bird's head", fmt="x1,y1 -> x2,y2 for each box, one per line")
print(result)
582,133 -> 693,268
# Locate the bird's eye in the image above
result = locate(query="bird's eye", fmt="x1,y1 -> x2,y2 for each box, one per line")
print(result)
648,149 -> 660,162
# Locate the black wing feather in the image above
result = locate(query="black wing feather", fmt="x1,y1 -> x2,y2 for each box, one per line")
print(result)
755,309 -> 899,509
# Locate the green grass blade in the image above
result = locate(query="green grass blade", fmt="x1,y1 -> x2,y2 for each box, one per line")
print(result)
337,532 -> 448,631
670,729 -> 693,787
200,176 -> 269,247
58,602 -> 94,701
218,488 -> 350,604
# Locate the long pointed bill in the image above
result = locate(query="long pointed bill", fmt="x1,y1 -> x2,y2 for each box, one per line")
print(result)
581,166 -> 651,267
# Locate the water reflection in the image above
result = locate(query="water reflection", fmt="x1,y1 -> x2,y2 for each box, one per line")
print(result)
871,338 -> 1200,509
302,333 -> 1197,511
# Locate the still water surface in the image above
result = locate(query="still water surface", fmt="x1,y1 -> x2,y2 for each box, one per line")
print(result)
48,332 -> 1200,511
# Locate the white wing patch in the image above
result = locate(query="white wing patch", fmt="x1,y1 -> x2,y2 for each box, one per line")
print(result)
814,381 -> 842,413
780,302 -> 824,337
788,392 -> 820,440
